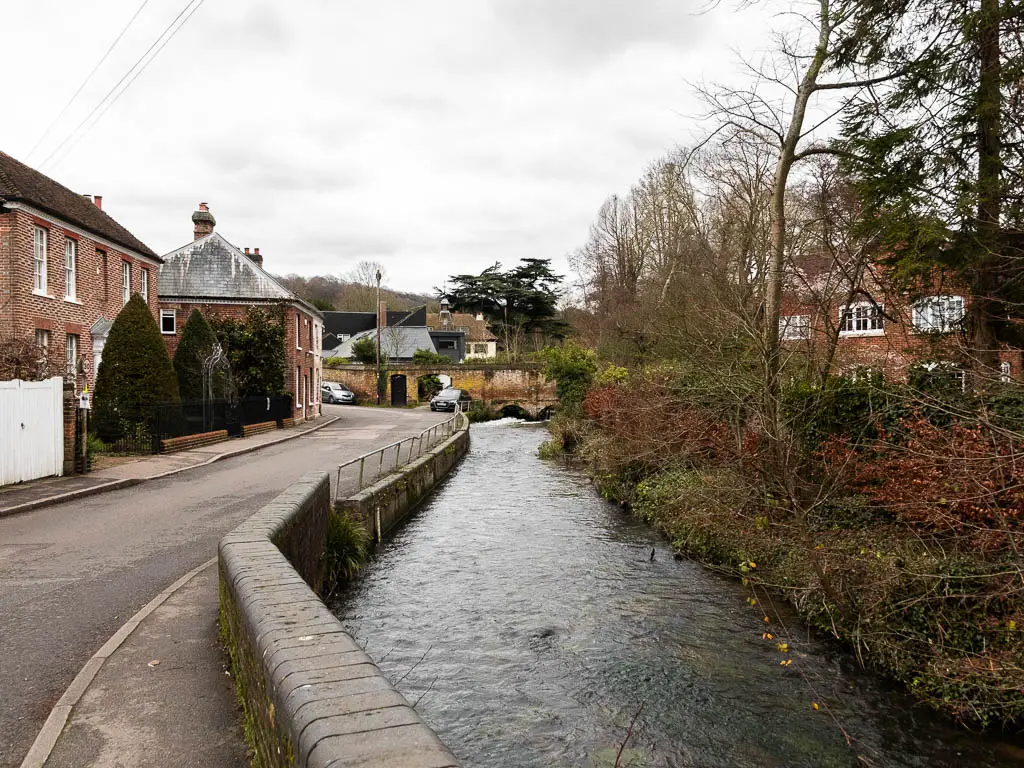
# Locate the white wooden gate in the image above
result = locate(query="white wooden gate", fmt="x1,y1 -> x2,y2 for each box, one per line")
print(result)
0,377 -> 64,485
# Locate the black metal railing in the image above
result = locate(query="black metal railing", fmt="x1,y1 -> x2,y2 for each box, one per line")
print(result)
89,394 -> 293,456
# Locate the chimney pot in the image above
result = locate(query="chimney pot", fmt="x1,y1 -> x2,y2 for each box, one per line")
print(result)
254,247 -> 260,256
199,202 -> 209,211
244,247 -> 250,254
94,195 -> 102,210
251,247 -> 263,268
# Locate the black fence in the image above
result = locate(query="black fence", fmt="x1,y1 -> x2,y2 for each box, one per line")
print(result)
90,394 -> 293,456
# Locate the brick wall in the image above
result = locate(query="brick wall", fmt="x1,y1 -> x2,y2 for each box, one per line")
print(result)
780,288 -> 1022,381
323,363 -> 557,409
2,209 -> 161,392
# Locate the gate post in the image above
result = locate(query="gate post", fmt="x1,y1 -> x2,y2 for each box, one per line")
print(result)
63,379 -> 77,475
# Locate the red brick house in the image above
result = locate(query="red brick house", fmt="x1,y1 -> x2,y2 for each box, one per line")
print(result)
0,151 -> 163,392
778,255 -> 1019,383
158,204 -> 323,420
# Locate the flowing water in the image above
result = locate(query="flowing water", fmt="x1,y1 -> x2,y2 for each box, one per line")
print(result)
332,420 -> 1024,768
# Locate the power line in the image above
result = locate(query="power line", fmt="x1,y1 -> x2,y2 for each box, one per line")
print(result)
39,0 -> 205,171
25,0 -> 153,162
47,0 -> 207,172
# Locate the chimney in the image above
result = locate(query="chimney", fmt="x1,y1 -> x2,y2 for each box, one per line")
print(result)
377,301 -> 387,329
191,202 -> 216,240
252,247 -> 262,268
93,195 -> 102,211
475,311 -> 484,322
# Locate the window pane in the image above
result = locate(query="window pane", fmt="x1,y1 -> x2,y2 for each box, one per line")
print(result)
65,240 -> 76,298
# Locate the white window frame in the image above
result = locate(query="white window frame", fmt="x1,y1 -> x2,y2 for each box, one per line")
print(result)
912,295 -> 965,334
140,267 -> 149,303
839,302 -> 885,337
64,238 -> 76,299
160,309 -> 176,335
66,333 -> 78,376
122,261 -> 131,305
296,315 -> 302,350
35,329 -> 50,358
779,314 -> 810,341
295,367 -> 302,409
33,226 -> 48,293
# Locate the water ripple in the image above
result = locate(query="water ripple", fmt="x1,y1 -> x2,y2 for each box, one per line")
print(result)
332,421 -> 1023,768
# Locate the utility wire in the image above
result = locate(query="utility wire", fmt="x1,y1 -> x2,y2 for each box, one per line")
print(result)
47,0 -> 207,172
40,0 -> 205,171
26,0 -> 153,162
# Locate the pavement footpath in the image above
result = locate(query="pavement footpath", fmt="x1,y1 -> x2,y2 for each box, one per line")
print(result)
0,416 -> 338,519
3,407 -> 448,768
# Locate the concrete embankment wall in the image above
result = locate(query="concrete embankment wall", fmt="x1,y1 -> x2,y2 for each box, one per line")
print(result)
218,423 -> 469,768
337,425 -> 470,541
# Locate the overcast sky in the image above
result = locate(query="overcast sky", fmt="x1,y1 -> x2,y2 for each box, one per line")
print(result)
3,0 -> 776,294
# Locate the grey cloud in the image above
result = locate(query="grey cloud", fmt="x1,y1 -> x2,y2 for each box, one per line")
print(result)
493,0 -> 712,65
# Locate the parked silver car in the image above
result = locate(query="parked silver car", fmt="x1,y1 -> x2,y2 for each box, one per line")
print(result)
322,381 -> 356,404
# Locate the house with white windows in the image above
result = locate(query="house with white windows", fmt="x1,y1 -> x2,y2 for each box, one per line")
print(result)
777,254 -> 1016,383
0,150 -> 163,392
158,203 -> 323,420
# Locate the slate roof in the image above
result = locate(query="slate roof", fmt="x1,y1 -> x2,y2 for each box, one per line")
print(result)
325,327 -> 437,360
0,150 -> 159,259
322,306 -> 427,336
426,312 -> 497,342
159,232 -> 318,316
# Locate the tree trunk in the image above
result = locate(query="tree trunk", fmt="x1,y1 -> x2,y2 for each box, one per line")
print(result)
970,0 -> 1003,382
764,0 -> 832,470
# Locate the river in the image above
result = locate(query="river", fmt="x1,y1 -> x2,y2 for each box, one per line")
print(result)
332,420 -> 1024,768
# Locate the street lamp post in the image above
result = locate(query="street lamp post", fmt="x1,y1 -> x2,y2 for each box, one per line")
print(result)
375,269 -> 382,405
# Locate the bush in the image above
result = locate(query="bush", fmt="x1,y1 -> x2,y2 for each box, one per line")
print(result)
350,336 -> 377,364
94,295 -> 180,442
324,356 -> 349,366
466,401 -> 499,423
418,374 -> 443,400
173,309 -> 224,400
324,507 -> 370,590
413,349 -> 451,364
540,342 -> 597,412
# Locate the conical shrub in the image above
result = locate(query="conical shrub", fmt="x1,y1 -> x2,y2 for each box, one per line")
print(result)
174,308 -> 222,401
94,295 -> 180,441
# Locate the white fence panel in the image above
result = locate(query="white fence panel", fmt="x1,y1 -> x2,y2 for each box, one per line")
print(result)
0,377 -> 64,485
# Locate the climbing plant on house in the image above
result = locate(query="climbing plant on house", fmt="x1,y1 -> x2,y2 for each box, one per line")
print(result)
210,306 -> 286,399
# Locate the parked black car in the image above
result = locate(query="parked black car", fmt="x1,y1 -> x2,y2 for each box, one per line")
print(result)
322,381 -> 356,404
430,387 -> 471,412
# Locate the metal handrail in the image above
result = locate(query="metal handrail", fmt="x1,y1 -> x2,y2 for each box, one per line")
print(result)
333,403 -> 466,500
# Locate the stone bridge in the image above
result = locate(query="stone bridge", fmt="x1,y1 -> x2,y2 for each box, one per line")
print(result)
322,363 -> 558,417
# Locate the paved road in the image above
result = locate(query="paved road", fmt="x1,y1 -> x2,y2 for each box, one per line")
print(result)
0,405 -> 448,768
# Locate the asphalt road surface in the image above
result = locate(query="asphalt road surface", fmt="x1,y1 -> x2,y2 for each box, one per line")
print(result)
0,405 -> 449,767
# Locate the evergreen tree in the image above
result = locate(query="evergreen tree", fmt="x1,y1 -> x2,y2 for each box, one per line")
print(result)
837,0 -> 1024,373
94,295 -> 180,441
173,309 -> 221,401
441,258 -> 569,358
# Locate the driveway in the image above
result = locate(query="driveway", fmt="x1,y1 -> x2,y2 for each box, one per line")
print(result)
0,405 -> 447,767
